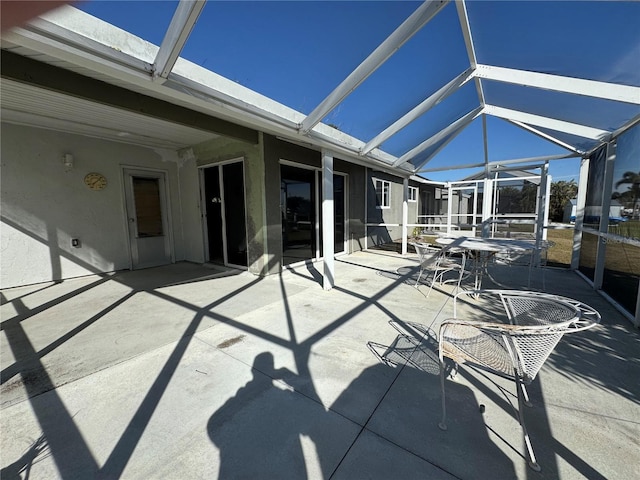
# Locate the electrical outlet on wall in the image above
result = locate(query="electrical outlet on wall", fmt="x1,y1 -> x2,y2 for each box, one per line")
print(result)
71,238 -> 81,248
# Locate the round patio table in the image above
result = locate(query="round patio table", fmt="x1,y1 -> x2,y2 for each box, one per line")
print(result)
435,237 -> 537,290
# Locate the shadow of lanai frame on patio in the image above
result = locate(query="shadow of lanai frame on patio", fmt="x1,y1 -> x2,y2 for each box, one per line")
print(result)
0,0 -> 639,477
1,0 -> 639,324
1,254 -> 639,478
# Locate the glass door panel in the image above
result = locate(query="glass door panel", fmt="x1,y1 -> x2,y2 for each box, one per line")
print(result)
281,165 -> 316,266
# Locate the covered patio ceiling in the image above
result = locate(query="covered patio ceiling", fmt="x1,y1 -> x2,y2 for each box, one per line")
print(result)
2,1 -> 639,178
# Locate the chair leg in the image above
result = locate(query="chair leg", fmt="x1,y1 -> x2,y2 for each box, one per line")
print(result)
415,268 -> 423,287
438,359 -> 448,431
453,254 -> 466,295
521,383 -> 533,407
516,374 -> 541,471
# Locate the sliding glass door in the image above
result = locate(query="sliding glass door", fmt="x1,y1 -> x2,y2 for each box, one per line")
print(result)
281,163 -> 347,266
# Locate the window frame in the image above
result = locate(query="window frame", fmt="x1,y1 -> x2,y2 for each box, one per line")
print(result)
408,186 -> 418,202
374,178 -> 391,209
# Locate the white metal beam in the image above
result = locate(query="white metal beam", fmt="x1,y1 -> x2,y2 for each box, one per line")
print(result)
490,153 -> 580,166
6,20 -> 152,78
455,0 -> 485,105
476,64 -> 640,105
299,0 -> 449,135
154,0 -> 206,80
419,161 -> 485,173
485,105 -> 609,141
418,152 -> 579,173
610,112 -> 640,140
361,67 -> 474,155
410,131 -> 462,173
394,106 -> 483,167
506,119 -> 582,154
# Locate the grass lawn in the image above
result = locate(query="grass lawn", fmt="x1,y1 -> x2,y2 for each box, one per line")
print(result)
403,224 -> 638,271
546,229 -> 573,267
409,229 -> 575,267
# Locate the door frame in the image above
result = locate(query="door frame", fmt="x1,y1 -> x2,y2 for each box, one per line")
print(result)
279,159 -> 349,264
121,166 -> 174,270
198,157 -> 248,269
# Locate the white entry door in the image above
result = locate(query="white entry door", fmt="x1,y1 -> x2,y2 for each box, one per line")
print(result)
123,168 -> 172,269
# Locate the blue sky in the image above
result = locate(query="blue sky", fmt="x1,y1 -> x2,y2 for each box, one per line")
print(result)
75,1 -> 639,184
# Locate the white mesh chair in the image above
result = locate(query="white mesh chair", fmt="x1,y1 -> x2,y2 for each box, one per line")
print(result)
410,242 -> 467,297
438,289 -> 600,471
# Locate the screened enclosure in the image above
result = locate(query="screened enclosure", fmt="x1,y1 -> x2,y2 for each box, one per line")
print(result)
2,0 -> 638,322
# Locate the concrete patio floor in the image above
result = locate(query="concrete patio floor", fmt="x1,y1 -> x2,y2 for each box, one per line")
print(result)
1,251 -> 638,479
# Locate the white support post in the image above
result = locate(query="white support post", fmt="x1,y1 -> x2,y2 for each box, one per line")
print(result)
481,177 -> 493,238
322,150 -> 335,290
402,178 -> 409,255
571,157 -> 590,270
472,183 -> 478,236
446,183 -> 453,236
593,142 -> 616,290
534,163 -> 550,265
364,168 -> 368,250
543,171 -> 551,242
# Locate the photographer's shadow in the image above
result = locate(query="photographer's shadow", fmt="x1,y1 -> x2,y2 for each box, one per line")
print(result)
207,352 -> 345,479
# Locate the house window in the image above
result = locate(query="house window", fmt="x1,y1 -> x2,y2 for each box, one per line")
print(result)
375,179 -> 390,209
408,186 -> 418,202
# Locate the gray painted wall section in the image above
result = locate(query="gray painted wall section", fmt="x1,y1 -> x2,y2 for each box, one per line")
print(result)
366,170 -> 418,246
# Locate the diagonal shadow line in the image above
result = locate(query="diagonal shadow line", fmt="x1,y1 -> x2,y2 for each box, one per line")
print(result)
288,262 -> 415,319
0,281 -> 62,306
296,267 -> 429,350
0,215 -> 106,276
278,274 -> 322,404
0,275 -> 114,330
150,292 -> 290,348
3,297 -> 99,477
545,437 -> 608,480
1,291 -> 137,385
98,276 -> 264,478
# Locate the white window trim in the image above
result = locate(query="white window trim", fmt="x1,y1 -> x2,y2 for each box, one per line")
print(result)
408,186 -> 418,202
374,178 -> 391,209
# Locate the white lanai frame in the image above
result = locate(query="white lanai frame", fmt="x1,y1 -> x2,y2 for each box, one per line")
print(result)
153,0 -> 206,80
291,0 -> 638,255
7,0 -> 639,293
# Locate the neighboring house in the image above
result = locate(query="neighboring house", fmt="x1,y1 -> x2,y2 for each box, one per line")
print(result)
564,198 -> 627,224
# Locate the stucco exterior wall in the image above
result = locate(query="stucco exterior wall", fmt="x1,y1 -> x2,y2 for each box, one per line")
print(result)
334,159 -> 366,254
366,170 -> 410,246
0,123 -> 184,288
192,135 -> 266,275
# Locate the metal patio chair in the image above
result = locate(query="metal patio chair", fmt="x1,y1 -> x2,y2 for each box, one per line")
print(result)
410,242 -> 467,297
492,240 -> 554,290
437,289 -> 600,471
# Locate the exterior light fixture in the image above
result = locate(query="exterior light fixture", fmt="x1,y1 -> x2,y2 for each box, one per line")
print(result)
63,153 -> 74,170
